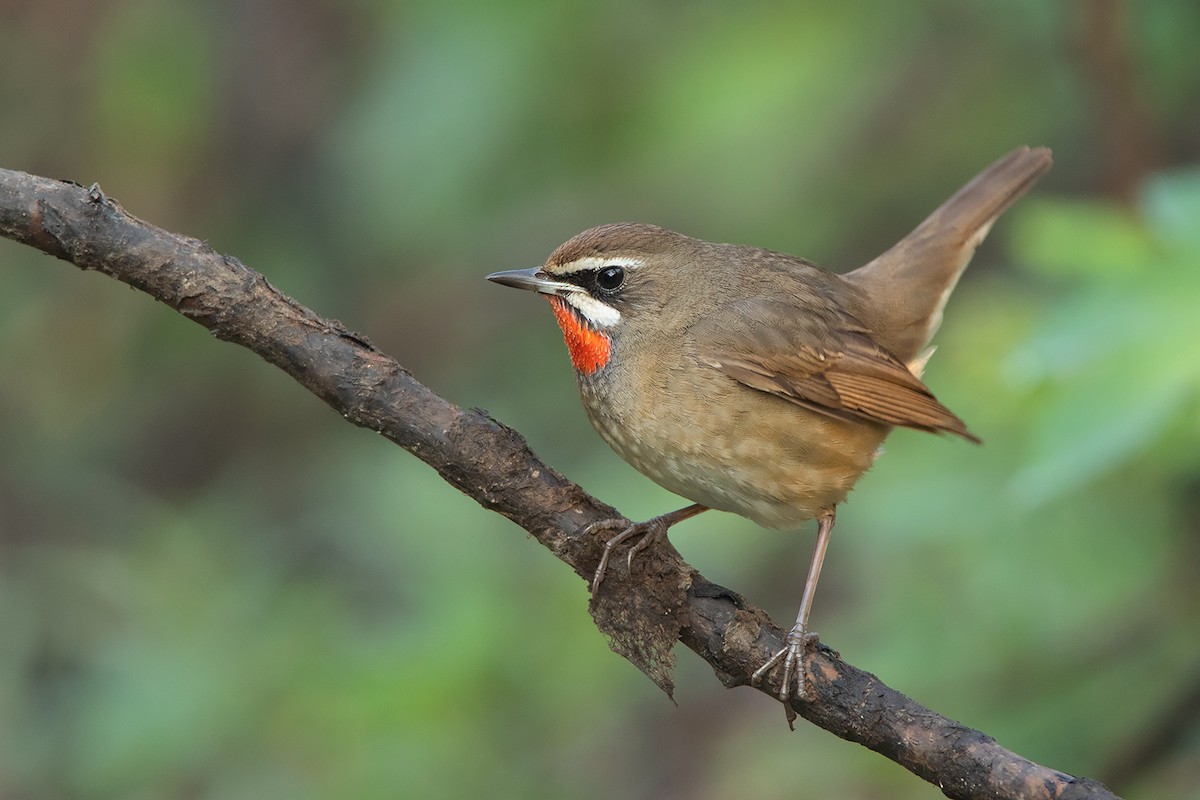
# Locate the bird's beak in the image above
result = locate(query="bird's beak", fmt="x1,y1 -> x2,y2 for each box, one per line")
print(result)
486,267 -> 576,296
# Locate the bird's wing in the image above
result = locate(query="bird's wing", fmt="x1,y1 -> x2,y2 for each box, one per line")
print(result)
691,297 -> 979,441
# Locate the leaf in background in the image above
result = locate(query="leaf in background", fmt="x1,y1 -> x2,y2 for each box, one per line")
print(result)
1007,198 -> 1151,280
1142,164 -> 1200,246
1006,170 -> 1200,506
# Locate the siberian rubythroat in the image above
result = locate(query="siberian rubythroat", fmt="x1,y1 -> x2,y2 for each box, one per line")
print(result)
487,147 -> 1052,709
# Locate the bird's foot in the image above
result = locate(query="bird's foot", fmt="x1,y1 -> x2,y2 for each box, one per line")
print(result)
587,516 -> 669,594
751,625 -> 820,729
586,504 -> 707,594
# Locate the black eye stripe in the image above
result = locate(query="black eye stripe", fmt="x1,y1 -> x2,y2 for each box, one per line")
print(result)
561,271 -> 593,288
560,265 -> 626,294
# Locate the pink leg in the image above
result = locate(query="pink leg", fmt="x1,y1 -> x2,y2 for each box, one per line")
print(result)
752,508 -> 836,724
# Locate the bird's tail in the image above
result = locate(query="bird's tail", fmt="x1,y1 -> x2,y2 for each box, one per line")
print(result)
844,146 -> 1052,360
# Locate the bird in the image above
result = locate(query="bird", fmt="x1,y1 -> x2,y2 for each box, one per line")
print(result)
487,146 -> 1052,716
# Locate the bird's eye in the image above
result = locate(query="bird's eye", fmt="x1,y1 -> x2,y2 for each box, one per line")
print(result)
595,265 -> 625,292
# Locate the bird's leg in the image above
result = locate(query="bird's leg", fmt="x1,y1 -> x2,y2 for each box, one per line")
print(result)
589,503 -> 708,593
752,508 -> 836,723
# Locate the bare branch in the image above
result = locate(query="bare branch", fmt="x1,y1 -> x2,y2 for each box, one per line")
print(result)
0,167 -> 1120,800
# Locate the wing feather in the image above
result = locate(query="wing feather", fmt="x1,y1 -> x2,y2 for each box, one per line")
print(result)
692,297 -> 979,442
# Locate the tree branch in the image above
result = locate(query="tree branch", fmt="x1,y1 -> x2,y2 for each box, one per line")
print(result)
0,168 -> 1119,800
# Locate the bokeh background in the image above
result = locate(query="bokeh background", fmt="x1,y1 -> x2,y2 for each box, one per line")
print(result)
2,1 -> 1199,798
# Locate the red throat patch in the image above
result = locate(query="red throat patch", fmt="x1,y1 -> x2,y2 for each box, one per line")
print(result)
548,296 -> 611,374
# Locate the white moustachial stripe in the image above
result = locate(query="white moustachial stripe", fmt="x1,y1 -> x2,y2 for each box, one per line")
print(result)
563,291 -> 622,328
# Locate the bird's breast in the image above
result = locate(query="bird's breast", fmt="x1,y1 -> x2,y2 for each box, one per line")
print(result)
577,357 -> 889,530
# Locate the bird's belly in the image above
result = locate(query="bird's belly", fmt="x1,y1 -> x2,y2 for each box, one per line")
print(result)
579,375 -> 888,530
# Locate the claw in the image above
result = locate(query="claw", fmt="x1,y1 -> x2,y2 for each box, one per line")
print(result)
587,503 -> 708,594
589,520 -> 656,593
626,523 -> 661,569
752,627 -> 818,699
752,626 -> 819,729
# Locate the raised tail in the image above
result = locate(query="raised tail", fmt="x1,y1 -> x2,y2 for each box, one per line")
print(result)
844,146 -> 1052,361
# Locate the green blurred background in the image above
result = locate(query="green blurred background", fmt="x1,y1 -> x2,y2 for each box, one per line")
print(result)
2,1 -> 1198,797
